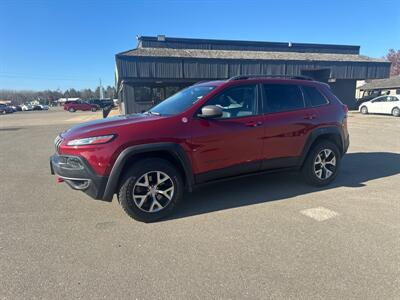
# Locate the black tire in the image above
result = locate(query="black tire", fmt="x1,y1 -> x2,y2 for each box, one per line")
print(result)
360,106 -> 368,114
68,107 -> 76,113
91,107 -> 97,112
392,107 -> 400,117
302,140 -> 341,186
118,158 -> 184,222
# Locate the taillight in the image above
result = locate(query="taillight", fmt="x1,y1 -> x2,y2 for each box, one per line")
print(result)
342,104 -> 348,117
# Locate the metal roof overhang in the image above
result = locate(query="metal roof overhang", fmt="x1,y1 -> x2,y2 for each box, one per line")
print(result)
115,52 -> 391,89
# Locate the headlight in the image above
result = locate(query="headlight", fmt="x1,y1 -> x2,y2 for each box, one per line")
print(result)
67,134 -> 116,146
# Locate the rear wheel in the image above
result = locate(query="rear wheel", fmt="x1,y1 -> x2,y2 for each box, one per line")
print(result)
392,107 -> 400,117
360,106 -> 368,114
91,107 -> 97,112
68,107 -> 76,113
302,140 -> 341,186
118,158 -> 184,222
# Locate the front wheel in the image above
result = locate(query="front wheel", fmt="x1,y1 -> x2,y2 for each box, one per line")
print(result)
118,158 -> 184,222
68,108 -> 76,113
392,107 -> 400,117
91,107 -> 97,112
360,106 -> 368,114
302,140 -> 341,186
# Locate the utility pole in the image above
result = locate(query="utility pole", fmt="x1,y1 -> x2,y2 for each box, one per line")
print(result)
99,78 -> 104,99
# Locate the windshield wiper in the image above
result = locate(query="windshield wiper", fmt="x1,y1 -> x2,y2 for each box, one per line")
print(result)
144,111 -> 161,116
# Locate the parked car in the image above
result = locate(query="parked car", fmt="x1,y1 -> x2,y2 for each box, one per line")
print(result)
50,76 -> 350,222
21,104 -> 33,111
32,104 -> 49,111
359,95 -> 400,117
356,89 -> 382,108
15,105 -> 23,112
64,100 -> 99,112
88,99 -> 115,109
0,104 -> 14,114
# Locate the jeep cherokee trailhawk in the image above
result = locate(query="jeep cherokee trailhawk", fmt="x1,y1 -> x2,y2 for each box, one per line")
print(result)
50,76 -> 349,222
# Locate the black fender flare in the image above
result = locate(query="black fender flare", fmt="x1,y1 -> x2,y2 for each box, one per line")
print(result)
300,126 -> 346,166
102,142 -> 194,201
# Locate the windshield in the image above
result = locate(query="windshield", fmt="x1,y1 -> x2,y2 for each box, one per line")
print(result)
149,85 -> 216,116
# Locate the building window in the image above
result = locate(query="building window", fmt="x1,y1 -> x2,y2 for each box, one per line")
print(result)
166,86 -> 181,98
134,87 -> 153,103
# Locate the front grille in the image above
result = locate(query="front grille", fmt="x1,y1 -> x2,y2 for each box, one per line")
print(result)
54,135 -> 63,154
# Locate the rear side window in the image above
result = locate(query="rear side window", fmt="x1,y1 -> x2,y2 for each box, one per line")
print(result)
302,86 -> 329,107
263,84 -> 304,113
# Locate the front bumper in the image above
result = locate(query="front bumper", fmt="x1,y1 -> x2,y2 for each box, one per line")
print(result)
50,154 -> 110,201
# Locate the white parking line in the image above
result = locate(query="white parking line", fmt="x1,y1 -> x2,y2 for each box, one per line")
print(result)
300,207 -> 339,221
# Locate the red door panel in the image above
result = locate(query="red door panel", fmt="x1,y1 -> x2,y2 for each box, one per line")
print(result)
262,108 -> 317,160
190,115 -> 265,174
81,103 -> 90,111
261,83 -> 318,163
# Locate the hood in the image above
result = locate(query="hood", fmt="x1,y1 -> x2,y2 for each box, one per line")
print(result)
61,113 -> 161,139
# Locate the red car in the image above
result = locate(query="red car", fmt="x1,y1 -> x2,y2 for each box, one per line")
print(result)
51,76 -> 349,222
64,100 -> 99,112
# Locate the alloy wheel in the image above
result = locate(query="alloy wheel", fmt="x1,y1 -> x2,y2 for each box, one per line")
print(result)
314,149 -> 337,180
132,171 -> 174,213
361,107 -> 368,114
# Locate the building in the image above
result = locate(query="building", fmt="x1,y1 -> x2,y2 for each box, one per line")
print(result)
115,36 -> 391,113
356,76 -> 400,99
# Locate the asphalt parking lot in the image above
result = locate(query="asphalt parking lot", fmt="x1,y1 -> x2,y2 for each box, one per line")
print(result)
1,109 -> 399,299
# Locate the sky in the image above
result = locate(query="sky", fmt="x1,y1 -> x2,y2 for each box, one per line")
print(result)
0,0 -> 399,91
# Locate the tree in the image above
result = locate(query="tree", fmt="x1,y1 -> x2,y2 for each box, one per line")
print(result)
385,49 -> 400,76
0,86 -> 113,105
81,88 -> 95,99
94,86 -> 101,98
105,85 -> 116,99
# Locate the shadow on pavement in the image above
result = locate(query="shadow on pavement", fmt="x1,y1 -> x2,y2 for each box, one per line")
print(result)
0,127 -> 23,131
169,152 -> 400,220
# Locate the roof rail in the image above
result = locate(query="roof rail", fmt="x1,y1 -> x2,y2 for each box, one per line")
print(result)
228,75 -> 314,81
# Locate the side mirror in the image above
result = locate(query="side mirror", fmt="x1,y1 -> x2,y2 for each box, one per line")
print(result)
198,105 -> 223,119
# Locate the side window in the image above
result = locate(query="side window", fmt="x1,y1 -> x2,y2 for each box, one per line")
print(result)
302,86 -> 329,107
263,84 -> 304,113
383,97 -> 390,102
206,85 -> 257,118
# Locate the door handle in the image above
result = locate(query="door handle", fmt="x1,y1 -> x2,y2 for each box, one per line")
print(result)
304,114 -> 317,120
245,121 -> 263,127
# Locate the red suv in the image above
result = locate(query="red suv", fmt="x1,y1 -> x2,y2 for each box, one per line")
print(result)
51,76 -> 349,222
64,100 -> 99,112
